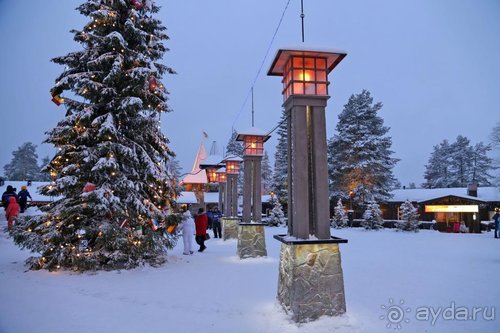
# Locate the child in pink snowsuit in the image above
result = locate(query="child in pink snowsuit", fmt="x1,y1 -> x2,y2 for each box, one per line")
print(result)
5,197 -> 20,230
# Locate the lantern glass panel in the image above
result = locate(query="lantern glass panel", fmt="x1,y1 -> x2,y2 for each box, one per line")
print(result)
316,70 -> 327,82
304,69 -> 315,81
304,57 -> 315,68
305,83 -> 315,95
293,69 -> 303,81
226,161 -> 239,174
292,57 -> 303,68
317,83 -> 327,95
316,58 -> 326,69
293,82 -> 304,95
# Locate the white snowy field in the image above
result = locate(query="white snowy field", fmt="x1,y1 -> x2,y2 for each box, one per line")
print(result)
0,209 -> 499,333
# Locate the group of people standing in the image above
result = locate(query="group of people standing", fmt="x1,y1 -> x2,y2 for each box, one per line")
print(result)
178,206 -> 223,255
2,185 -> 32,230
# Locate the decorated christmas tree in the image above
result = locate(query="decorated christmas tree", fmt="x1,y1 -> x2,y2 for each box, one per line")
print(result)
10,0 -> 179,271
331,199 -> 348,228
397,200 -> 419,232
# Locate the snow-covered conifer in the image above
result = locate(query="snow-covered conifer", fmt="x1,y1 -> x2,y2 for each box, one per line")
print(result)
11,0 -> 179,271
261,150 -> 273,193
332,199 -> 348,228
397,200 -> 419,232
271,109 -> 288,205
328,90 -> 399,205
267,197 -> 285,226
361,200 -> 383,230
3,142 -> 40,181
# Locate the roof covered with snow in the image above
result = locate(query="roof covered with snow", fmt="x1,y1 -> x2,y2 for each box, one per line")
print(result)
176,191 -> 219,204
389,187 -> 500,203
199,154 -> 225,168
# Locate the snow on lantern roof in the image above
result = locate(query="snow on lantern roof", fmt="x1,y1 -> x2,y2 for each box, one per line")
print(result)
180,143 -> 208,185
235,127 -> 271,142
222,156 -> 243,162
199,154 -> 225,169
267,45 -> 347,76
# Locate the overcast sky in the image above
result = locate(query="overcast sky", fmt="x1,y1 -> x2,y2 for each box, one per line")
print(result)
0,0 -> 499,186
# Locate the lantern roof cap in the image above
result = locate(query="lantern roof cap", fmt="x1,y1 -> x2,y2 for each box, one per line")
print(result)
267,45 -> 347,76
216,167 -> 226,173
199,154 -> 224,169
235,127 -> 271,142
222,155 -> 243,163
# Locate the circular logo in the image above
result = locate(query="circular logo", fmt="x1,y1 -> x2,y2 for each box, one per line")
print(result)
380,298 -> 411,330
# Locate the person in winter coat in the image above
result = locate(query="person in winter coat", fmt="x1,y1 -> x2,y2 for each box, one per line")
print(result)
212,207 -> 223,238
493,208 -> 500,239
18,185 -> 32,213
194,207 -> 208,252
178,210 -> 196,255
2,185 -> 18,211
5,197 -> 20,230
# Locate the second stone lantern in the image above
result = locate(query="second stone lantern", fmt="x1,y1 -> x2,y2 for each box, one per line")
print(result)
236,128 -> 270,258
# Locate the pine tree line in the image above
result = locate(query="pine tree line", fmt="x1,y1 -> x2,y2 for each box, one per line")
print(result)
422,135 -> 493,188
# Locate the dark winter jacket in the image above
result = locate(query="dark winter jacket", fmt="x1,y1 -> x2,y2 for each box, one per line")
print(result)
2,186 -> 18,209
18,189 -> 32,200
195,213 -> 208,236
212,210 -> 222,223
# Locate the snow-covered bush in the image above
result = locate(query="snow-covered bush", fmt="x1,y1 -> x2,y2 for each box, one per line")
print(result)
362,200 -> 383,230
331,199 -> 348,228
397,200 -> 419,232
268,200 -> 285,227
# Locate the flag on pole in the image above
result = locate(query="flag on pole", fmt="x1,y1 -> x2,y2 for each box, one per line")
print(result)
202,131 -> 209,139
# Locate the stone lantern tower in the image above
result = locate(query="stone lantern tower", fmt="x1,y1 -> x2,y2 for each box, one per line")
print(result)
235,128 -> 270,258
220,155 -> 242,240
268,46 -> 348,322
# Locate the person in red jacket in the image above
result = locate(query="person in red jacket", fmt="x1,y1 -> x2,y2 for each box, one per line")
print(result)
194,207 -> 208,252
5,196 -> 20,230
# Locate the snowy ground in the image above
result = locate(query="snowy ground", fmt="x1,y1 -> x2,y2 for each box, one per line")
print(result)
0,208 -> 498,333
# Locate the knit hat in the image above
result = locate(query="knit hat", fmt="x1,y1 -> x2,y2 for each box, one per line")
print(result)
21,185 -> 27,190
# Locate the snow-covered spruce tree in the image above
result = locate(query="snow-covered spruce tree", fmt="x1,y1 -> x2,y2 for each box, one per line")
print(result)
422,140 -> 452,188
490,122 -> 500,188
449,135 -> 474,187
397,200 -> 419,232
268,197 -> 285,226
4,142 -> 40,181
10,0 -> 179,271
272,109 -> 288,206
261,150 -> 273,194
328,90 -> 399,206
38,156 -> 53,182
361,200 -> 383,230
332,199 -> 348,228
469,142 -> 493,186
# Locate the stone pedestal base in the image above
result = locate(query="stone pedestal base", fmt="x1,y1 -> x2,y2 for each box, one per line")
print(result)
222,217 -> 239,240
237,223 -> 267,259
274,235 -> 348,323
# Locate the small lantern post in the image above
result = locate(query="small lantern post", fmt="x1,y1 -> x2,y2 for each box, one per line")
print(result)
268,46 -> 348,322
221,156 -> 242,240
216,168 -> 227,212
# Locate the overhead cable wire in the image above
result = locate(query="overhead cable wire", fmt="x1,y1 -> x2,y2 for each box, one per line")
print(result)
231,0 -> 292,129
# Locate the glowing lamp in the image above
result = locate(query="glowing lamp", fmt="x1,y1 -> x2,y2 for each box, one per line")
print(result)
268,47 -> 346,101
216,169 -> 227,183
236,128 -> 270,157
206,167 -> 218,183
148,76 -> 158,92
223,157 -> 242,175
51,95 -> 64,106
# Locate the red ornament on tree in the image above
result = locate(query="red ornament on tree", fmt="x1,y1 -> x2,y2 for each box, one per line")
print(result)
148,76 -> 158,92
131,0 -> 143,9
